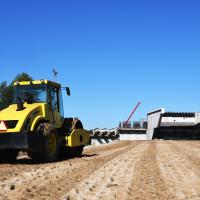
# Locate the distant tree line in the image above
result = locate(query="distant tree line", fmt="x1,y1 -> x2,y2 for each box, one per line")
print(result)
0,73 -> 33,110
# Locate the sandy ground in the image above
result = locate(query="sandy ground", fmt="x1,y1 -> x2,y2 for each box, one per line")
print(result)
0,140 -> 200,200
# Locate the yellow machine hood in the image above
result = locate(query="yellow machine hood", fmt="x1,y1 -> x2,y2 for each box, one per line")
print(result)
0,103 -> 45,133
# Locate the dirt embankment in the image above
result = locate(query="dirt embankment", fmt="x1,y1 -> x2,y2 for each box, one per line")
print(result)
0,140 -> 200,200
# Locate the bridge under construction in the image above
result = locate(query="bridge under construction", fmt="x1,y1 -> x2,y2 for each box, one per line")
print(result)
90,107 -> 200,145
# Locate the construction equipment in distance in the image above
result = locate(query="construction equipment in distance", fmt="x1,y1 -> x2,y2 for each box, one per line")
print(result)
119,102 -> 141,128
0,80 -> 90,162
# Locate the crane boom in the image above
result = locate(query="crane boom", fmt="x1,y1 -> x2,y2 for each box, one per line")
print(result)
124,102 -> 141,127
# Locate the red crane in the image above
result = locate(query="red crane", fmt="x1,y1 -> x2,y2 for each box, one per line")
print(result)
124,102 -> 141,127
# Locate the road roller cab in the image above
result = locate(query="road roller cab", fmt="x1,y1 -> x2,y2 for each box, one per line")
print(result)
0,80 -> 90,162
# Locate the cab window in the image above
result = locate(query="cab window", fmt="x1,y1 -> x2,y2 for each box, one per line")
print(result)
59,90 -> 64,119
49,86 -> 59,111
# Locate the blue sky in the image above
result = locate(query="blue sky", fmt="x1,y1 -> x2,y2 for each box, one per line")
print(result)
0,0 -> 200,129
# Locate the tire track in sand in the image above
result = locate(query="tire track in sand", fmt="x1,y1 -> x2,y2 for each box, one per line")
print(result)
168,141 -> 200,177
61,142 -> 149,200
180,141 -> 200,149
157,141 -> 200,200
129,141 -> 174,200
169,141 -> 200,163
1,141 -> 139,200
0,141 -> 129,183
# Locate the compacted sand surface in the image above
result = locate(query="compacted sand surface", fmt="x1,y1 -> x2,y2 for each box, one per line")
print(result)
0,140 -> 200,200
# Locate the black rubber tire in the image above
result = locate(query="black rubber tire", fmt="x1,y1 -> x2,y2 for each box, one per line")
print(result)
29,123 -> 59,163
0,150 -> 18,163
60,118 -> 73,136
60,118 -> 83,136
72,145 -> 84,157
59,118 -> 84,158
41,128 -> 59,162
60,145 -> 84,158
59,146 -> 75,159
74,120 -> 83,129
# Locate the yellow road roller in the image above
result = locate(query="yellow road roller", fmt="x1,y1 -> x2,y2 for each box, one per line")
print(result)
0,80 -> 89,162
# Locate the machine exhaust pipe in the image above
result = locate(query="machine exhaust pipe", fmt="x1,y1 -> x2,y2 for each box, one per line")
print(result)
16,101 -> 24,111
